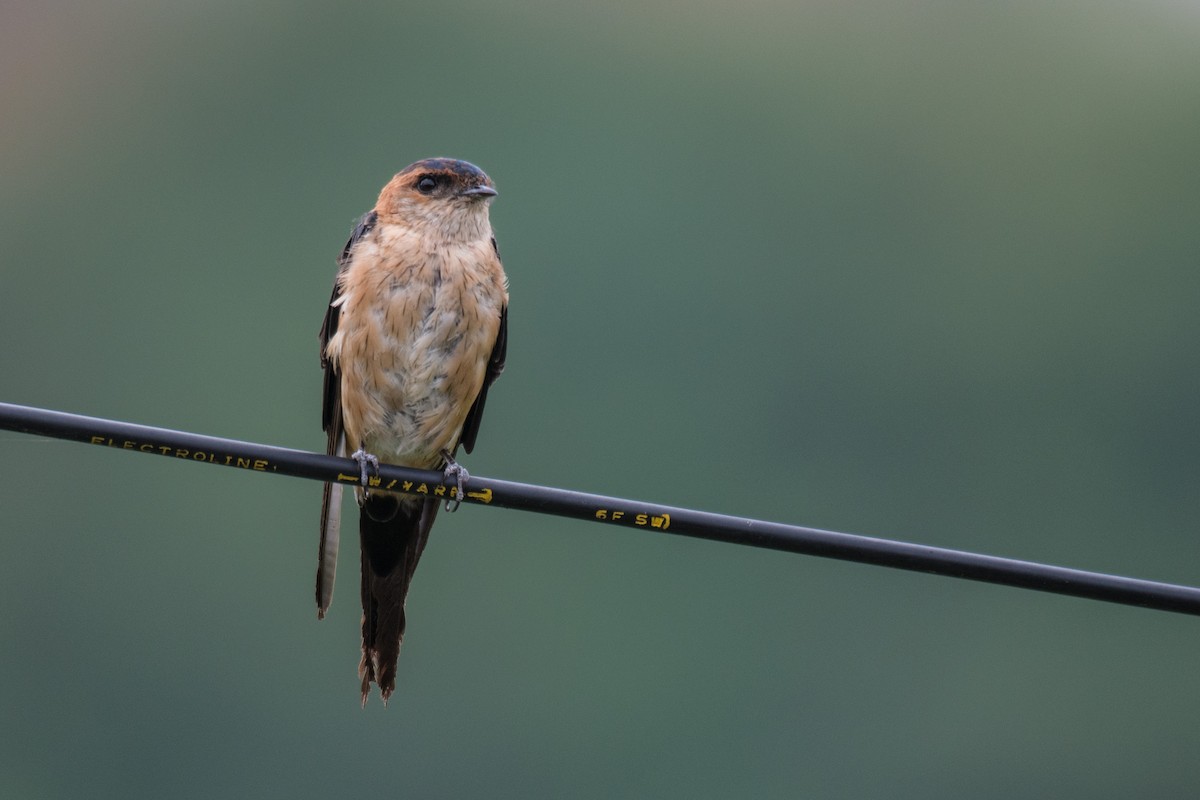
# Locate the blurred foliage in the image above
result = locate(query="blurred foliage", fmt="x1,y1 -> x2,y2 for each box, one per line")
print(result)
2,1 -> 1199,797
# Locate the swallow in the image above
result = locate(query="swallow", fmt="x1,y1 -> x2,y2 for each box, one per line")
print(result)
316,158 -> 508,705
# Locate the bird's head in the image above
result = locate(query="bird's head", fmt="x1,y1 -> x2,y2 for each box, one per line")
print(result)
376,158 -> 497,241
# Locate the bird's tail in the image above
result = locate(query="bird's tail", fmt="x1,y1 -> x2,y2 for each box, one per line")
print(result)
358,493 -> 438,706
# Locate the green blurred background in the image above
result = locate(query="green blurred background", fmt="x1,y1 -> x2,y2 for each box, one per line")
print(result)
2,1 -> 1199,797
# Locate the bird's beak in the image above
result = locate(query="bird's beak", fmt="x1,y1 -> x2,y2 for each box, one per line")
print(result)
459,185 -> 498,198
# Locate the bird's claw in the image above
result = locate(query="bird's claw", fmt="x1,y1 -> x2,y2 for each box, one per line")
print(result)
350,449 -> 380,488
441,450 -> 469,512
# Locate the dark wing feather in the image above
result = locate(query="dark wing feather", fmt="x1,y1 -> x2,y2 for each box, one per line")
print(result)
456,236 -> 507,455
458,304 -> 506,454
316,210 -> 378,618
321,210 -> 378,432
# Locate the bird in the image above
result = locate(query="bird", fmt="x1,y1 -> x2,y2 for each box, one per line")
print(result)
315,158 -> 508,705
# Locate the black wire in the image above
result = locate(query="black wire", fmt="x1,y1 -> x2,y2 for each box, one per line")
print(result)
3,400 -> 1199,617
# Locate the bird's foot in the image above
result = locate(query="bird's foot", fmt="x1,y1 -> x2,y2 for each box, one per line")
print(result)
350,449 -> 380,489
440,449 -> 469,512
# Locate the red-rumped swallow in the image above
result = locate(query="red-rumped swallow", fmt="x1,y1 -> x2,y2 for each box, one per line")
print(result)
316,158 -> 508,705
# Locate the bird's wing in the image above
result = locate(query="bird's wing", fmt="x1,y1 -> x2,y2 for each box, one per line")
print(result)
316,210 -> 378,618
458,238 -> 507,455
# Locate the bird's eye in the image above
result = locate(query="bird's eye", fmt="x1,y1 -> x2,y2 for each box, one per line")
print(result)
416,176 -> 438,194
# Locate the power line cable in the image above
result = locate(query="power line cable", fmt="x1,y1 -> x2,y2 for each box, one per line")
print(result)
3,401 -> 1198,617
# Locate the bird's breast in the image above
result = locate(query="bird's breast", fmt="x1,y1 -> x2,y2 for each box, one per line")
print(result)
328,227 -> 505,467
